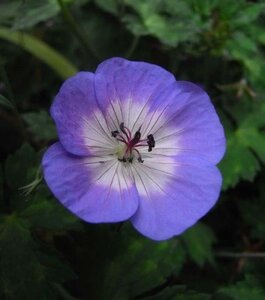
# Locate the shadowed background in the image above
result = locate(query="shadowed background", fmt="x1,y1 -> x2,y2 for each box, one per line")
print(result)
0,0 -> 265,299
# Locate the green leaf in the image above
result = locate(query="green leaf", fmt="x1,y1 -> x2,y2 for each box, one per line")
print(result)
82,11 -> 131,59
95,0 -> 119,15
0,216 -> 51,300
12,0 -> 60,30
5,143 -> 39,191
23,110 -> 57,142
102,230 -> 186,299
20,192 -> 81,231
220,101 -> 265,190
218,275 -> 265,300
5,143 -> 40,210
233,3 -> 265,26
148,285 -> 211,300
38,253 -> 77,284
0,26 -> 78,79
0,94 -> 16,111
123,14 -> 148,36
180,223 -> 216,267
226,32 -> 265,86
0,2 -> 20,26
122,0 -> 208,46
220,133 -> 260,190
0,215 -> 75,299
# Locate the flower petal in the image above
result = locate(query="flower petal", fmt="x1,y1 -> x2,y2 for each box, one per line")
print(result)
141,81 -> 226,164
51,72 -> 115,156
130,154 -> 222,240
42,143 -> 139,223
94,57 -> 176,131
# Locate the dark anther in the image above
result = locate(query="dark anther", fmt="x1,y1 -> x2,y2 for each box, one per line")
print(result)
119,122 -> 126,134
147,134 -> 155,152
128,157 -> 133,163
118,157 -> 126,162
137,157 -> 144,163
147,134 -> 155,147
111,130 -> 119,137
131,130 -> 141,145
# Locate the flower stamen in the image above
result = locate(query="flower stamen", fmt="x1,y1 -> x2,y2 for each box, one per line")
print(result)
111,123 -> 155,163
147,134 -> 155,152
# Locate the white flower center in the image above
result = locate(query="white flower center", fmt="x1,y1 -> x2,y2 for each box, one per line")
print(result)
80,99 -> 179,196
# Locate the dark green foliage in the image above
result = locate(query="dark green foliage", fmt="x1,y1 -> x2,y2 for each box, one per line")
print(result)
20,188 -> 82,231
23,110 -> 57,142
180,223 -> 216,267
0,0 -> 265,299
219,100 -> 265,189
0,95 -> 16,111
102,230 -> 186,298
12,0 -> 60,30
0,215 -> 76,300
5,143 -> 39,190
218,275 -> 265,300
149,285 -> 211,300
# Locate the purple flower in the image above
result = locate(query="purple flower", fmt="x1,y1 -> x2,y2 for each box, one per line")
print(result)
42,58 -> 225,241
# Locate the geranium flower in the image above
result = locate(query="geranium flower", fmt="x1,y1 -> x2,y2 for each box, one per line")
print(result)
42,58 -> 225,240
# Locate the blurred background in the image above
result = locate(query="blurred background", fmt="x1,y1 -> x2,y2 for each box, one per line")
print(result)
1,0 -> 265,299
